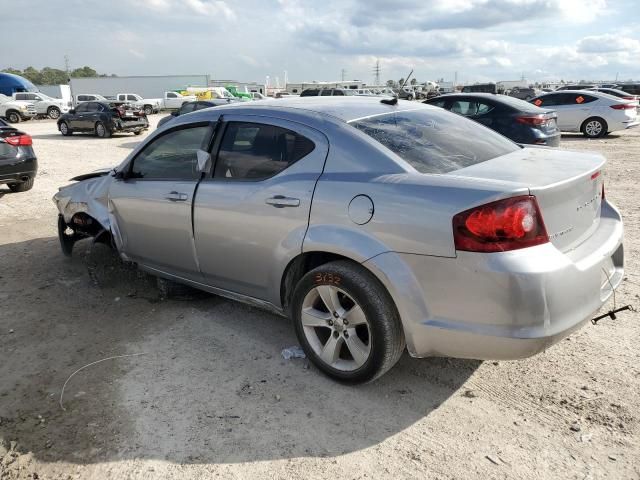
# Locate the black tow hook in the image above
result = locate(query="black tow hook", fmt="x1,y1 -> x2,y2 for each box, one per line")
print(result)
591,305 -> 636,325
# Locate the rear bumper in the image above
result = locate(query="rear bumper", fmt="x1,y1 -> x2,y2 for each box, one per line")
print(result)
0,157 -> 38,184
364,200 -> 624,360
112,118 -> 149,132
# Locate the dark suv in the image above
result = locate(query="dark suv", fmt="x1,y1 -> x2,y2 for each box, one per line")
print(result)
0,118 -> 37,192
300,88 -> 357,97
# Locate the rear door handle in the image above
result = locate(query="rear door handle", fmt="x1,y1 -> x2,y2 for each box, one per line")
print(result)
265,195 -> 300,208
166,191 -> 188,202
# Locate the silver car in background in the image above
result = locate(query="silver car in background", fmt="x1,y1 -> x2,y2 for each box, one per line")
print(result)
53,97 -> 624,383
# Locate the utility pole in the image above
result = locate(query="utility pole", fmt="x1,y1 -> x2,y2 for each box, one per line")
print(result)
373,59 -> 381,86
341,68 -> 346,82
64,55 -> 70,74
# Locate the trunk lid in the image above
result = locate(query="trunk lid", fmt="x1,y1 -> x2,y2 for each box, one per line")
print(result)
451,147 -> 605,252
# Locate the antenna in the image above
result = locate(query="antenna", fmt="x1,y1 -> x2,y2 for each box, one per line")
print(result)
373,59 -> 381,86
400,69 -> 413,89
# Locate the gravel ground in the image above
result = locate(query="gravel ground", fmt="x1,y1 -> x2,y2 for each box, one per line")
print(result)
0,117 -> 638,480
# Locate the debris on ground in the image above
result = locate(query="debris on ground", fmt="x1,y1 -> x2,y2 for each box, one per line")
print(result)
281,346 -> 306,360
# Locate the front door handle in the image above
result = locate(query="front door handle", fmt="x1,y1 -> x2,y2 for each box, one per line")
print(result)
166,191 -> 188,202
265,195 -> 300,208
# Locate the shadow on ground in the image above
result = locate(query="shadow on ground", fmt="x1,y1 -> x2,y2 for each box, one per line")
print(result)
561,133 -> 622,142
0,237 -> 479,465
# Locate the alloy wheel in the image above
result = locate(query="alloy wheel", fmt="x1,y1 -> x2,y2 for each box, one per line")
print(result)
585,120 -> 603,137
300,285 -> 371,371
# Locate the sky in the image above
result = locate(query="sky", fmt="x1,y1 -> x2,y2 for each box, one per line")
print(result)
2,0 -> 639,85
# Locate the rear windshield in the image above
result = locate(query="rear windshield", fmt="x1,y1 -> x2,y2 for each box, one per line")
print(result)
350,108 -> 519,174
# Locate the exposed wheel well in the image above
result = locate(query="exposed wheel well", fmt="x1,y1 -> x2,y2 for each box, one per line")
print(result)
67,212 -> 113,247
280,251 -> 363,313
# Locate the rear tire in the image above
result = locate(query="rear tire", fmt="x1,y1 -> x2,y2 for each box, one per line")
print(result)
95,121 -> 111,138
581,117 -> 607,138
8,177 -> 34,192
59,121 -> 72,136
291,260 -> 405,383
6,111 -> 20,123
47,107 -> 61,119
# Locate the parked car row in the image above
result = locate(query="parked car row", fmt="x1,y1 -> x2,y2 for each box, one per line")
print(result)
424,88 -> 638,142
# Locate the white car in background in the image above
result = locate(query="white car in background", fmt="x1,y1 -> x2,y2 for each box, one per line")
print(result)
530,90 -> 639,138
13,92 -> 70,119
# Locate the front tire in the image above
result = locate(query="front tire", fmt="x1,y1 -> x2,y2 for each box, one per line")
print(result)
59,121 -> 73,136
95,121 -> 111,138
6,111 -> 20,123
143,105 -> 153,115
47,107 -> 61,119
291,260 -> 405,383
581,117 -> 607,138
8,177 -> 34,192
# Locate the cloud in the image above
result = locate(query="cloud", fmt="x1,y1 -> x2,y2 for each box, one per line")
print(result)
577,34 -> 640,53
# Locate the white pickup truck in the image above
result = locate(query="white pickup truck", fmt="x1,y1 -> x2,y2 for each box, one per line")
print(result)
0,94 -> 37,123
13,92 -> 70,119
117,92 -> 196,113
115,93 -> 161,115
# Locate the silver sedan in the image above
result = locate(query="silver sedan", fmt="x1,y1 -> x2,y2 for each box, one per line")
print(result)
53,97 -> 624,383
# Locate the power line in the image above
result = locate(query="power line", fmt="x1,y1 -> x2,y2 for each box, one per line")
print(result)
373,59 -> 381,85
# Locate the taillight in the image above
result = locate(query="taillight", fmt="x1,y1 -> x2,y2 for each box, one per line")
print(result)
4,134 -> 32,146
515,115 -> 549,126
622,96 -> 636,101
452,196 -> 549,253
610,103 -> 636,110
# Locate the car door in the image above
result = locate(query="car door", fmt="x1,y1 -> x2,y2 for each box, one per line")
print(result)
556,93 -> 597,130
70,102 -> 90,130
193,116 -> 329,304
165,92 -> 180,109
108,123 -> 214,279
84,102 -> 103,130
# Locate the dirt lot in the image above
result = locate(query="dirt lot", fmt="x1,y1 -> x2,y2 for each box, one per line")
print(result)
1,116 -> 638,480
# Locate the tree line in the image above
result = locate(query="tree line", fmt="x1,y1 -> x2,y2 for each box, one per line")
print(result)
1,66 -> 116,85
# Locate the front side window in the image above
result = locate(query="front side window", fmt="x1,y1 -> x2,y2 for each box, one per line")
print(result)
130,126 -> 210,180
127,95 -> 137,101
86,102 -> 100,112
75,103 -> 89,113
214,122 -> 315,180
167,92 -> 178,98
351,108 -> 519,174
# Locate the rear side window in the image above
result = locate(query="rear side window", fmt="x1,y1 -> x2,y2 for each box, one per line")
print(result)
351,109 -> 519,174
300,89 -> 319,97
320,90 -> 332,96
214,122 -> 315,180
130,126 -> 210,180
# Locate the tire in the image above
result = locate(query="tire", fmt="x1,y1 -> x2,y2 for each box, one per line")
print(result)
8,177 -> 34,193
47,106 -> 61,119
291,260 -> 405,383
6,111 -> 20,123
581,117 -> 607,138
143,105 -> 153,115
95,121 -> 111,138
59,121 -> 72,136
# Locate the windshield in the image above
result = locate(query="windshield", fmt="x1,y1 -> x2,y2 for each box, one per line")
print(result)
350,108 -> 519,174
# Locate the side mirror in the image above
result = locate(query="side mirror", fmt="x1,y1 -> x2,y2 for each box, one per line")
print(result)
196,149 -> 211,173
112,169 -> 126,180
171,111 -> 179,116
69,109 -> 76,114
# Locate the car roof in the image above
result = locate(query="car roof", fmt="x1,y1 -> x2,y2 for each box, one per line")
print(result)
189,96 -> 429,123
